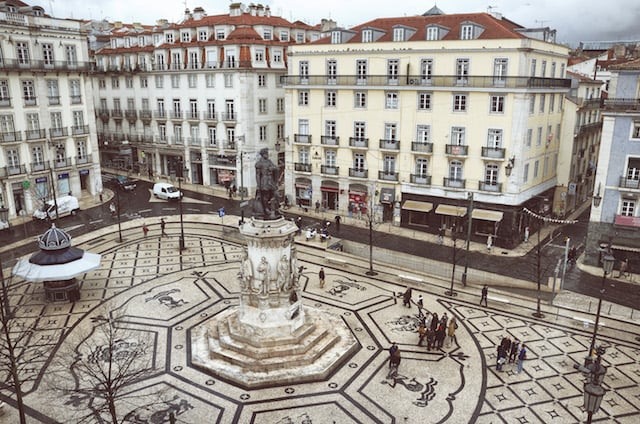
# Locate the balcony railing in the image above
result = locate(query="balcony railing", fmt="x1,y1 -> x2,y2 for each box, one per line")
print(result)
202,112 -> 217,121
0,58 -> 92,72
410,174 -> 431,185
411,142 -> 433,153
155,136 -> 168,144
223,141 -> 236,150
282,74 -> 571,89
186,112 -> 200,121
379,139 -> 400,150
445,144 -> 468,156
125,110 -> 137,120
53,157 -> 72,169
25,129 -> 47,140
31,161 -> 50,172
71,125 -> 90,135
0,131 -> 22,143
321,136 -> 339,146
294,134 -> 312,144
4,165 -> 27,176
620,177 -> 640,189
378,171 -> 399,181
349,168 -> 368,178
172,136 -> 184,144
443,177 -> 466,188
76,154 -> 92,165
349,137 -> 368,148
321,165 -> 339,175
154,110 -> 167,119
295,163 -> 312,172
574,121 -> 602,137
604,98 -> 640,111
170,111 -> 184,120
479,181 -> 502,192
48,96 -> 60,106
189,137 -> 202,146
481,146 -> 506,159
139,110 -> 152,121
111,109 -> 123,118
221,113 -> 236,121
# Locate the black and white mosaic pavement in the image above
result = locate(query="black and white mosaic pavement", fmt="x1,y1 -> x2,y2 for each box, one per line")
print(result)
3,221 -> 639,423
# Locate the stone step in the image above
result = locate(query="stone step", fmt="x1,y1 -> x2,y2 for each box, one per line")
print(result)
225,312 -> 317,348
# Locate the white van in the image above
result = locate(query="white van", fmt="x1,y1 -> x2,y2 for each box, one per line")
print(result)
153,182 -> 183,200
33,195 -> 80,220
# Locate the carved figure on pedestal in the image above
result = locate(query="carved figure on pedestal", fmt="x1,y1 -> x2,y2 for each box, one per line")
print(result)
256,256 -> 271,295
252,148 -> 280,220
238,248 -> 253,291
277,254 -> 291,291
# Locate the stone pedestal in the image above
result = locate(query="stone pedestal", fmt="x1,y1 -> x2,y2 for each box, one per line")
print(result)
191,217 -> 358,388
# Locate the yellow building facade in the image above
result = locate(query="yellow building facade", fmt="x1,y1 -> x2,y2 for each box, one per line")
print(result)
284,12 -> 570,247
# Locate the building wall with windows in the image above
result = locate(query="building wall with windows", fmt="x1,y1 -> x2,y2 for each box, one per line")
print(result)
585,60 -> 640,268
0,3 -> 100,222
92,3 -> 320,195
283,11 -> 569,247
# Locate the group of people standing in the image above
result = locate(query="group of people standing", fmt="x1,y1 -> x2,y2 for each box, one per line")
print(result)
417,312 -> 458,351
496,336 -> 527,373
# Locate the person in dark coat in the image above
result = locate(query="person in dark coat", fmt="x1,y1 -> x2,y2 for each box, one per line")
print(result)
480,285 -> 488,306
334,215 -> 341,232
430,313 -> 439,332
389,342 -> 399,367
496,345 -> 506,371
435,324 -> 446,349
509,339 -> 520,363
426,328 -> 436,351
417,323 -> 427,346
402,287 -> 412,307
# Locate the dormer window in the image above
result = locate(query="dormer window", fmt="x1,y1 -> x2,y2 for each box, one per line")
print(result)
139,36 -> 146,47
263,29 -> 272,40
280,31 -> 289,41
362,30 -> 373,43
198,30 -> 208,41
461,25 -> 473,40
181,32 -> 191,43
331,31 -> 342,44
166,33 -> 174,44
426,26 -> 439,41
393,27 -> 405,41
111,39 -> 117,49
216,29 -> 225,40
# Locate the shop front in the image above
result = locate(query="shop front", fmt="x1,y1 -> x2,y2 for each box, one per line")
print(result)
321,180 -> 339,211
471,208 -> 504,236
435,204 -> 467,234
348,183 -> 368,218
295,177 -> 312,208
79,169 -> 90,191
401,199 -> 433,227
57,172 -> 70,196
379,187 -> 395,222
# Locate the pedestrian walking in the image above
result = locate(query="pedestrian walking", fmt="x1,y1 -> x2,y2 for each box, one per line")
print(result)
402,287 -> 412,308
487,235 -> 493,252
496,345 -> 506,371
440,313 -> 448,328
509,339 -> 520,363
416,295 -> 424,314
446,317 -> 458,348
524,226 -> 530,242
319,267 -> 326,288
315,200 -> 321,213
618,258 -> 629,278
435,323 -> 446,349
388,342 -> 399,367
480,285 -> 488,307
109,202 -> 116,217
160,218 -> 167,237
334,215 -> 341,233
142,223 -> 149,237
429,312 -> 439,331
417,323 -> 427,346
426,327 -> 436,351
516,344 -> 527,373
437,227 -> 445,244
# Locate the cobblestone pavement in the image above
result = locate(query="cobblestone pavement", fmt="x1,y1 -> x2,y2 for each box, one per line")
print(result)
1,216 -> 639,423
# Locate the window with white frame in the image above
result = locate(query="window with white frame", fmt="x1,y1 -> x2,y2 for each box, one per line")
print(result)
258,74 -> 266,87
449,160 -> 463,180
418,92 -> 432,110
72,110 -> 84,128
158,123 -> 167,140
125,76 -> 133,88
416,125 -> 430,143
354,153 -> 365,170
383,155 -> 396,174
416,158 -> 428,176
325,120 -> 337,138
298,90 -> 309,106
331,31 -> 341,44
354,121 -> 366,139
632,122 -> 640,139
165,33 -> 174,43
171,75 -> 180,88
224,74 -> 233,88
47,80 -> 59,104
259,125 -> 267,141
226,127 -> 235,145
208,126 -> 216,146
16,42 -> 30,64
529,95 -> 535,114
526,128 -> 533,147
207,100 -> 215,119
140,76 -> 148,88
189,99 -> 198,119
277,124 -> 284,139
541,60 -> 547,77
327,59 -> 337,83
279,30 -> 289,41
216,29 -> 225,40
485,163 -> 499,185
263,29 -> 272,40
421,59 -> 433,83
487,129 -> 503,148
181,31 -> 190,42
533,160 -> 539,178
50,112 -> 63,129
111,76 -> 120,89
326,90 -> 337,107
299,61 -> 309,82
255,49 -> 264,62
451,127 -> 465,145
426,26 -> 439,41
460,25 -> 473,40
536,127 -> 542,146
6,148 -> 20,169
456,58 -> 469,84
325,150 -> 337,167
206,74 -> 215,87
22,80 -> 36,103
355,91 -> 367,108
155,75 -> 164,88
539,94 -> 546,113
384,123 -> 397,141
173,99 -> 181,114
387,59 -> 399,83
272,50 -> 282,63
493,58 -> 508,85
174,124 -> 183,143
621,199 -> 636,216
530,59 -> 537,76
258,98 -> 267,114
550,93 -> 555,112
362,30 -> 373,43
0,114 -> 15,134
490,95 -> 505,113
98,79 -> 106,89
76,139 -> 87,160
356,60 -> 367,84
276,98 -> 284,113
393,27 -> 405,41
189,51 -> 199,69
188,74 -> 197,88
199,30 -> 208,41
453,94 -> 467,111
26,113 -> 39,132
385,91 -> 398,109
299,147 -> 310,164
42,43 -> 53,65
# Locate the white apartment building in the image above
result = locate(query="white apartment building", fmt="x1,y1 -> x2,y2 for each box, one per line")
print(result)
92,3 -> 320,197
0,1 -> 100,224
284,10 -> 570,248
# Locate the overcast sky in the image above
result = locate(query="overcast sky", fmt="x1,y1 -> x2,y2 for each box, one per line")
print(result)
48,0 -> 640,45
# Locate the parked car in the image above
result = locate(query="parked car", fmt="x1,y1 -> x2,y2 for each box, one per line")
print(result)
153,182 -> 183,200
33,195 -> 80,220
103,173 -> 137,192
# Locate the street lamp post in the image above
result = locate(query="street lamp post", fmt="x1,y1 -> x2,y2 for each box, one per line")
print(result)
177,160 -> 186,251
581,346 -> 608,424
462,192 -> 474,286
533,220 -> 545,318
365,187 -> 377,276
586,254 -> 615,364
446,232 -> 458,297
115,187 -> 123,243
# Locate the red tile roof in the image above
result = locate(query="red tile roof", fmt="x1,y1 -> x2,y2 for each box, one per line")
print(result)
610,57 -> 640,70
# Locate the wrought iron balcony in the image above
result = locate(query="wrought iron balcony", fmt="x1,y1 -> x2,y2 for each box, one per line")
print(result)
53,157 -> 72,169
478,181 -> 502,192
31,161 -> 50,172
111,109 -> 123,118
25,129 -> 47,140
411,142 -> 433,153
223,141 -> 236,150
0,58 -> 91,72
295,163 -> 312,172
202,112 -> 217,122
222,112 -> 237,122
443,177 -> 466,188
71,125 -> 90,135
186,112 -> 200,121
189,137 -> 202,146
379,139 -> 400,150
410,174 -> 432,185
349,168 -> 368,178
481,147 -> 506,159
321,165 -> 339,175
619,177 -> 640,189
172,136 -> 184,144
170,111 -> 184,120
125,110 -> 137,121
294,134 -> 312,144
321,135 -> 339,146
154,110 -> 167,119
139,110 -> 152,121
0,131 -> 22,143
349,137 -> 368,148
603,98 -> 640,111
445,144 -> 468,156
378,171 -> 399,181
76,154 -> 92,165
4,165 -> 27,176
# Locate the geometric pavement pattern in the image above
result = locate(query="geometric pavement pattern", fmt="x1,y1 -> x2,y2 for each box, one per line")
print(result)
3,220 -> 640,423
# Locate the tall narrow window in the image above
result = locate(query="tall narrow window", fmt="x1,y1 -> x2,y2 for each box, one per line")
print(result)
327,59 -> 337,84
456,59 -> 469,85
493,58 -> 508,86
299,61 -> 309,83
421,59 -> 433,84
387,59 -> 399,84
16,42 -> 30,65
356,60 -> 367,85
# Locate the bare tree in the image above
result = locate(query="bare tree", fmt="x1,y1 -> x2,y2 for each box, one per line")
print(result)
47,309 -> 159,423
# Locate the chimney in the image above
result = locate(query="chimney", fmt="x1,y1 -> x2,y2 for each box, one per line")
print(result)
257,4 -> 265,17
156,19 -> 168,27
113,21 -> 123,29
265,6 -> 271,17
184,8 -> 192,20
193,7 -> 205,20
229,2 -> 242,17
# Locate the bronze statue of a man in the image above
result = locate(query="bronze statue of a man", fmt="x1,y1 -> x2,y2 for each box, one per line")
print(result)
254,148 -> 280,219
